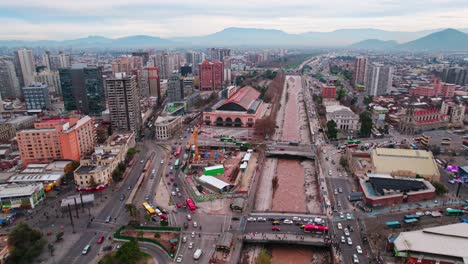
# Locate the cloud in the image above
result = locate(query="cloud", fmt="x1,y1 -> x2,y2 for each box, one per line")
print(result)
0,0 -> 467,39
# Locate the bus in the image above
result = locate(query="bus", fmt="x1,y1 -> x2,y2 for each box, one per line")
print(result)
446,208 -> 464,216
220,137 -> 234,142
404,218 -> 419,224
174,159 -> 180,170
303,224 -> 329,234
348,140 -> 361,144
347,144 -> 359,148
386,221 -> 401,228
404,214 -> 420,220
186,198 -> 196,212
175,146 -> 182,157
142,202 -> 157,216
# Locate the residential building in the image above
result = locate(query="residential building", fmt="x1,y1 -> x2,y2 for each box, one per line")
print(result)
409,78 -> 456,98
131,52 -> 150,66
59,65 -> 106,116
325,104 -> 359,131
399,107 -> 448,134
0,123 -> 15,142
44,51 -> 70,71
16,116 -> 96,165
106,74 -> 142,133
154,116 -> 183,140
353,56 -> 368,86
420,130 -> 464,154
442,67 -> 468,85
112,56 -> 141,75
58,52 -> 71,68
207,48 -> 231,61
365,64 -> 393,96
0,183 -> 45,211
152,53 -> 171,79
22,82 -> 51,110
74,132 -> 135,188
182,77 -> 195,97
186,52 -> 204,75
440,101 -> 465,126
33,70 -> 61,95
393,223 -> 468,263
203,86 -> 265,127
0,58 -> 21,98
14,49 -> 35,87
167,72 -> 183,102
321,83 -> 337,99
139,67 -> 161,100
199,60 -> 224,91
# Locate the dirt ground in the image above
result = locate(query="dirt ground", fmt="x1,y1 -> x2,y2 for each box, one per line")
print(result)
196,198 -> 232,214
155,176 -> 172,209
255,158 -> 277,211
235,153 -> 258,192
120,229 -> 179,253
303,160 -> 322,214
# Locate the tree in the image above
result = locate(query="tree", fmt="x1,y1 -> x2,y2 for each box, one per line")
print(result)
363,96 -> 373,106
256,248 -> 271,264
8,222 -> 46,264
136,230 -> 144,239
432,182 -> 448,195
255,116 -> 276,139
55,231 -> 64,242
326,120 -> 338,140
359,111 -> 373,138
350,96 -> 358,106
154,233 -> 161,239
336,88 -> 347,101
112,240 -> 146,264
48,243 -> 55,256
64,160 -> 80,175
339,156 -> 348,168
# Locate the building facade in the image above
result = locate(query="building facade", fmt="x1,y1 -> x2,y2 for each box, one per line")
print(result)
0,123 -> 16,142
154,116 -> 183,140
0,58 -> 21,99
14,49 -> 35,88
199,60 -> 224,91
139,67 -> 161,100
167,72 -> 184,102
353,56 -> 368,86
321,84 -> 337,98
106,75 -> 142,133
365,64 -> 393,96
325,105 -> 359,131
22,82 -> 51,110
34,70 -> 61,95
399,107 -> 448,134
0,183 -> 45,210
16,116 -> 96,165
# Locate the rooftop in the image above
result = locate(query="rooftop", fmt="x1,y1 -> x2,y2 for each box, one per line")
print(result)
75,165 -> 106,174
199,175 -> 230,191
217,86 -> 260,112
0,183 -> 43,198
7,173 -> 64,183
394,223 -> 468,259
369,177 -> 428,196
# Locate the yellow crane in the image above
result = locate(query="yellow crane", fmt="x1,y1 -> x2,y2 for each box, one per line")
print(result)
186,126 -> 200,162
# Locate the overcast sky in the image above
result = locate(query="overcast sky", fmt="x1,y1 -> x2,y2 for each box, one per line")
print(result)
0,0 -> 467,40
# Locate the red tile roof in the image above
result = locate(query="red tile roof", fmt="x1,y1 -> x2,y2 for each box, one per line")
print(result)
220,86 -> 260,111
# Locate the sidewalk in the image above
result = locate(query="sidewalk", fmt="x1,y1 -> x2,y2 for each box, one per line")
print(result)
367,199 -> 465,216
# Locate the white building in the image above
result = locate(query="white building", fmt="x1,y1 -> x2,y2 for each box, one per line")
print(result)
365,63 -> 393,96
325,104 -> 359,131
0,183 -> 45,209
154,116 -> 183,140
34,70 -> 61,95
15,49 -> 35,87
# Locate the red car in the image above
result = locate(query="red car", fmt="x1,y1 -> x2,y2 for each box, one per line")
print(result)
272,227 -> 281,231
176,203 -> 182,208
97,235 -> 105,244
170,177 -> 175,182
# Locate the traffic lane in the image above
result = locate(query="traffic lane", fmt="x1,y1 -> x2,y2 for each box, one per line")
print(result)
244,222 -> 308,234
140,243 -> 170,264
334,219 -> 368,264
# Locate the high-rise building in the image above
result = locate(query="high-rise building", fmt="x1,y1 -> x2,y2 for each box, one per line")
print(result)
186,52 -> 204,75
442,67 -> 467,85
207,48 -> 231,61
33,70 -> 61,95
14,49 -> 35,87
0,58 -> 21,98
131,52 -> 150,66
365,64 -> 393,96
22,82 -> 51,110
58,52 -> 71,68
140,67 -> 161,100
106,74 -> 142,133
42,51 -> 51,71
16,116 -> 96,165
353,56 -> 368,86
153,53 -> 170,79
180,65 -> 192,77
182,77 -> 194,97
199,60 -> 224,91
112,56 -> 136,76
59,65 -> 106,116
167,72 -> 183,102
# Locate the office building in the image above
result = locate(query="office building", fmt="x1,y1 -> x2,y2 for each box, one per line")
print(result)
106,74 -> 142,133
59,65 -> 106,116
365,64 -> 393,96
0,58 -> 21,99
353,56 -> 368,86
44,52 -> 70,71
112,56 -> 142,75
14,49 -> 35,87
186,52 -> 204,75
152,53 -> 170,79
207,48 -> 231,61
442,67 -> 467,85
16,116 -> 96,165
199,60 -> 224,91
22,82 -> 51,111
167,72 -> 183,102
33,70 -> 61,95
140,67 -> 161,100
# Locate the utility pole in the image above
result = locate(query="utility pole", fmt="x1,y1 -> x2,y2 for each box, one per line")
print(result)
73,198 -> 79,218
80,192 -> 85,212
68,204 -> 75,233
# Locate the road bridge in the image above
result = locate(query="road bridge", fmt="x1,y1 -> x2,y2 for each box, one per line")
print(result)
243,232 -> 329,246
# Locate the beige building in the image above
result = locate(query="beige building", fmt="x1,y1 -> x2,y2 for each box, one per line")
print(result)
154,116 -> 183,140
371,148 -> 440,182
0,123 -> 16,142
74,132 -> 135,188
325,104 -> 359,131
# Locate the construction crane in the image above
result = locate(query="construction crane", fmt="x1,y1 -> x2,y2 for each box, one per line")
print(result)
186,126 -> 200,162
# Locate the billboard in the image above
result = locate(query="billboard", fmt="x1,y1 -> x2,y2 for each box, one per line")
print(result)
446,165 -> 459,173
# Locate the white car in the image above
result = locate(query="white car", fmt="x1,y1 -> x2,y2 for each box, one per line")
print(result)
171,191 -> 176,196
356,245 -> 363,254
193,221 -> 198,227
257,217 -> 266,222
328,170 -> 332,175
353,254 -> 359,263
341,236 -> 345,243
160,160 -> 164,164
347,237 -> 353,245
338,188 -> 343,193
339,212 -> 345,219
344,228 -> 350,236
191,232 -> 195,238
292,217 -> 301,222
346,213 -> 352,220
152,169 -> 156,173
337,223 -> 342,229
187,214 -> 192,220
176,255 -> 183,263
188,242 -> 194,249
247,217 -> 256,222
283,219 -> 293,224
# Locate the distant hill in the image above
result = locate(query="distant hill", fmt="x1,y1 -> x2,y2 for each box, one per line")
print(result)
398,28 -> 468,51
349,39 -> 399,49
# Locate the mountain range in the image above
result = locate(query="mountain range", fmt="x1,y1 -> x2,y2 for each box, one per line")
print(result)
0,27 -> 467,50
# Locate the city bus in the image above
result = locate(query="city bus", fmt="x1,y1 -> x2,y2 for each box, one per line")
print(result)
404,218 -> 419,224
186,198 -> 196,212
142,202 -> 157,216
446,208 -> 464,216
404,214 -> 420,220
346,143 -> 359,148
386,221 -> 401,228
174,159 -> 180,170
175,146 -> 182,157
303,224 -> 329,234
220,137 -> 234,142
348,140 -> 361,144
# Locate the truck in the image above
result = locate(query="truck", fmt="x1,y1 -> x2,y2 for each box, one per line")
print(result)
193,249 -> 202,260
